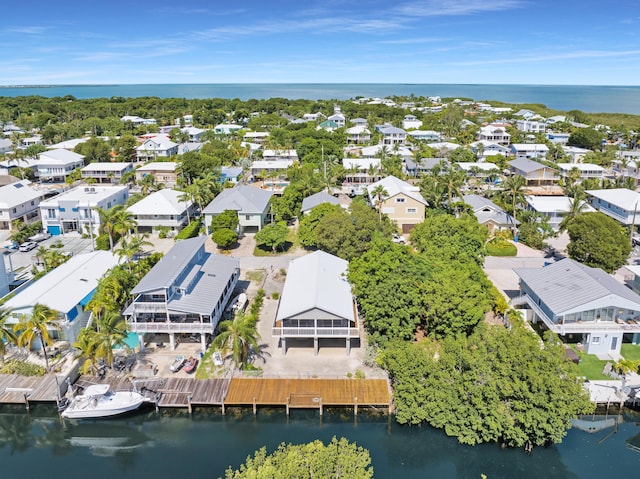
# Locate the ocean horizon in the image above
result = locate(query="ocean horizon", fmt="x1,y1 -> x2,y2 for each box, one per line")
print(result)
2,83 -> 640,115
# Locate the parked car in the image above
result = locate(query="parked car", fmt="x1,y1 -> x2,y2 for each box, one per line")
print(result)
19,241 -> 38,252
392,234 -> 406,244
2,240 -> 18,250
28,231 -> 51,242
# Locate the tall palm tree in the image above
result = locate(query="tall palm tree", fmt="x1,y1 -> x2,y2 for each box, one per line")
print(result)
500,175 -> 527,231
14,303 -> 61,371
113,206 -> 137,240
97,205 -> 122,250
114,232 -> 152,269
559,191 -> 589,233
370,185 -> 388,220
441,167 -> 466,207
92,311 -> 129,368
0,308 -> 17,365
212,312 -> 261,369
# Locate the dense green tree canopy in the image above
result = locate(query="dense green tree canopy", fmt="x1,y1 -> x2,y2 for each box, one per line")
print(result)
381,324 -> 594,448
567,211 -> 631,272
409,212 -> 488,266
223,437 -> 373,479
254,222 -> 289,252
567,127 -> 605,150
297,203 -> 343,247
210,209 -> 240,233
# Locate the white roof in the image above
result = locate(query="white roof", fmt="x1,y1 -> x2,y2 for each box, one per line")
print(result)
275,251 -> 354,322
586,188 -> 640,211
135,135 -> 178,151
82,162 -> 133,173
368,175 -> 428,206
127,189 -> 190,215
456,162 -> 499,172
136,161 -> 177,172
511,143 -> 550,152
428,141 -> 461,151
251,160 -> 293,170
0,180 -> 41,209
526,195 -> 595,213
40,185 -> 128,206
557,163 -> 603,172
4,251 -> 119,314
346,126 -> 370,134
360,144 -> 412,158
262,149 -> 298,158
48,138 -> 90,150
342,158 -> 380,170
38,149 -> 85,165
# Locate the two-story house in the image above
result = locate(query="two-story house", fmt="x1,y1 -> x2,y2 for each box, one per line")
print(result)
477,126 -> 511,146
586,188 -> 640,226
203,185 -> 273,234
0,180 -> 42,230
39,185 -> 129,236
508,158 -> 558,186
4,251 -> 119,344
135,135 -> 179,162
123,236 -> 240,352
342,158 -> 382,195
402,115 -> 423,130
379,126 -> 407,146
514,258 -> 640,356
37,149 -> 85,183
134,162 -> 178,188
367,175 -> 428,233
516,120 -> 546,133
272,251 -> 359,356
557,163 -> 604,182
525,195 -> 595,231
346,126 -> 371,144
510,143 -> 550,160
462,194 -> 518,233
127,189 -> 195,234
81,162 -> 134,184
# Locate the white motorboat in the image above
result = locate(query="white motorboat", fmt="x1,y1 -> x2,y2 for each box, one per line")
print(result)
61,384 -> 148,419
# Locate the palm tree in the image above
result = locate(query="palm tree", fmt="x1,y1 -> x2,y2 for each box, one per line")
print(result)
441,167 -> 466,207
113,206 -> 137,239
0,308 -> 17,365
114,232 -> 152,269
500,175 -> 527,231
370,185 -> 388,220
212,312 -> 261,369
559,191 -> 589,233
14,303 -> 61,371
91,311 -> 129,368
97,205 -> 121,250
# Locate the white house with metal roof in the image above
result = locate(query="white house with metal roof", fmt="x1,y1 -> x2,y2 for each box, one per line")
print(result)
525,195 -> 595,231
127,189 -> 195,233
135,135 -> 179,162
36,149 -> 85,183
273,251 -> 359,355
557,163 -> 604,181
3,251 -> 119,344
39,185 -> 129,236
0,180 -> 42,230
514,258 -> 640,356
586,188 -> 640,226
123,236 -> 239,352
203,185 -> 273,234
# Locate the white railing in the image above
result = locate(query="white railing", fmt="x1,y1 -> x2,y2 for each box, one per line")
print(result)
272,327 -> 359,337
521,296 -> 640,334
128,322 -> 214,334
132,302 -> 168,313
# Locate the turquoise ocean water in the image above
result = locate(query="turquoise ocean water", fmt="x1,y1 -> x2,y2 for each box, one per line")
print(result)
1,83 -> 640,114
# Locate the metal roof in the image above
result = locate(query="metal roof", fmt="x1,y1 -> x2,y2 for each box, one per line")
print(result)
275,251 -> 354,322
127,188 -> 191,216
166,254 -> 239,315
301,191 -> 340,213
367,175 -> 428,206
508,158 -> 550,173
131,236 -> 207,294
4,251 -> 118,314
0,180 -> 41,209
202,185 -> 273,215
515,258 -> 640,315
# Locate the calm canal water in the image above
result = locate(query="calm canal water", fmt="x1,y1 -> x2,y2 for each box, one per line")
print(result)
1,405 -> 639,479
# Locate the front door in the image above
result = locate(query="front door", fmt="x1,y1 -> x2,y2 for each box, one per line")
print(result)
611,336 -> 618,351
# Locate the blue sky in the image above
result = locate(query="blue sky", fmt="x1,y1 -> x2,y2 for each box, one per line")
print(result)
1,0 -> 639,85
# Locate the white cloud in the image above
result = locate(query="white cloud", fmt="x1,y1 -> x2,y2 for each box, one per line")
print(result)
396,0 -> 524,16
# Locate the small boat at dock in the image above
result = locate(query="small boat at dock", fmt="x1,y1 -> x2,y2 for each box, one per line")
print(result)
61,384 -> 148,419
183,357 -> 198,374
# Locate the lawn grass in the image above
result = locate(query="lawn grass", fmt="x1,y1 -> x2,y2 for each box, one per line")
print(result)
245,270 -> 265,283
195,346 -> 225,380
567,345 -> 610,380
621,343 -> 640,361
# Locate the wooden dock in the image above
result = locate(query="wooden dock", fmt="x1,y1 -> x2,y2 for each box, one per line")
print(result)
2,374 -> 391,416
225,378 -> 390,414
0,374 -> 60,405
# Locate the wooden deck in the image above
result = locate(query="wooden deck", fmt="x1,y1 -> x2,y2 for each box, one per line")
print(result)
0,374 -> 60,404
76,376 -> 231,408
224,378 -> 390,408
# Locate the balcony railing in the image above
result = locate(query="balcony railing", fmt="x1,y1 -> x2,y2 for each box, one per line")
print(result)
128,321 -> 214,333
272,327 -> 359,337
132,302 -> 168,313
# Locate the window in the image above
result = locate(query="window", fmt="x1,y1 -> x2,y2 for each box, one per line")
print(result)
592,336 -> 601,345
395,197 -> 406,203
47,208 -> 56,219
407,207 -> 417,214
245,215 -> 251,221
12,208 -> 16,213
